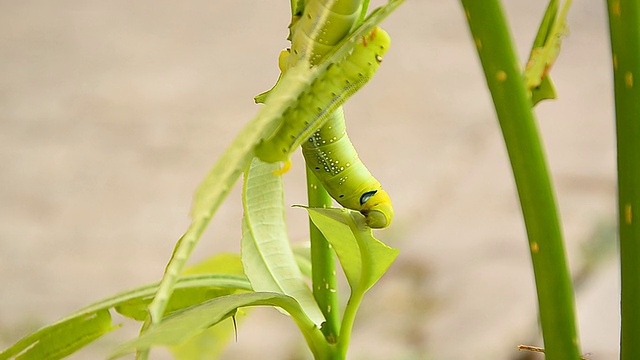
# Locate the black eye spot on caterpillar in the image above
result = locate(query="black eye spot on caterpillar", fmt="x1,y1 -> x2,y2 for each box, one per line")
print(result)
360,190 -> 378,205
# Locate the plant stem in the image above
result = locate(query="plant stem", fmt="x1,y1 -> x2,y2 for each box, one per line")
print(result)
606,1 -> 640,359
335,214 -> 371,360
459,1 -> 581,358
306,166 -> 341,344
335,288 -> 364,360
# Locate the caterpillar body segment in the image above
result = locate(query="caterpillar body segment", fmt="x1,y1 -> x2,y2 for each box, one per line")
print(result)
254,27 -> 390,164
289,0 -> 365,67
302,108 -> 393,228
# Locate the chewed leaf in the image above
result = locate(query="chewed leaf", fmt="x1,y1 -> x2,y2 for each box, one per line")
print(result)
531,74 -> 557,106
304,207 -> 398,293
524,0 -> 572,106
241,158 -> 324,325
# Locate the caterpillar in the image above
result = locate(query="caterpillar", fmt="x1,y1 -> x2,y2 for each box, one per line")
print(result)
254,26 -> 390,164
287,0 -> 365,67
302,107 -> 394,228
255,0 -> 395,228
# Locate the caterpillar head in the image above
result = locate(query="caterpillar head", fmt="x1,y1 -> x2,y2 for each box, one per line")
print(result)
359,189 -> 394,229
362,27 -> 391,62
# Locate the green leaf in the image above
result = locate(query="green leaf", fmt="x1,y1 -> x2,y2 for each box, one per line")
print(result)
115,287 -> 237,321
167,317 -> 237,360
531,74 -> 557,106
0,274 -> 250,360
242,158 -> 324,325
531,0 -> 559,50
116,254 -> 247,321
172,253 -> 248,360
524,0 -> 572,105
109,292 -> 328,359
292,243 -> 313,279
1,310 -> 116,360
356,0 -> 372,25
305,208 -> 399,293
181,252 -> 244,277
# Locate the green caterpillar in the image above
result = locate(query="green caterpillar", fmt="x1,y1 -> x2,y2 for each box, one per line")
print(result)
255,0 -> 394,228
287,0 -> 365,68
302,107 -> 394,228
255,27 -> 390,164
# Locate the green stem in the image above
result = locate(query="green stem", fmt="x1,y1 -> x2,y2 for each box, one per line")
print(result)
459,1 -> 581,358
606,1 -> 640,359
335,214 -> 369,360
306,166 -> 341,344
335,288 -> 364,359
270,295 -> 333,360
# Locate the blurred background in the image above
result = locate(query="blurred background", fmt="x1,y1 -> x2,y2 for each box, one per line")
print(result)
0,0 -> 618,359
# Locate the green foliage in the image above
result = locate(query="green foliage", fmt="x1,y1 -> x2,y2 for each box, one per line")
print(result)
1,2 -> 404,359
146,0 -> 404,327
305,208 -> 398,293
0,271 -> 250,359
241,158 -> 324,325
11,0 -> 639,359
109,292 -> 327,359
523,0 -> 572,105
0,311 -> 116,360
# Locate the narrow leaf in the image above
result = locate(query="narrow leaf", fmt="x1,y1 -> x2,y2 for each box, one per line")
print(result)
110,292 -> 327,359
242,158 -> 324,325
524,0 -> 572,105
0,274 -> 250,360
167,318 -> 238,360
1,310 -> 116,360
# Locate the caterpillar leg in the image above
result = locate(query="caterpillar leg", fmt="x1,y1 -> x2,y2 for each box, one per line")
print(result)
272,160 -> 292,175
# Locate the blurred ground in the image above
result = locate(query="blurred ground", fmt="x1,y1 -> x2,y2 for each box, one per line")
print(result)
0,1 -> 619,359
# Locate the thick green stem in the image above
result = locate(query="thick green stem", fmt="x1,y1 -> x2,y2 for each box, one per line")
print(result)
606,1 -> 640,359
459,1 -> 581,358
306,166 -> 341,344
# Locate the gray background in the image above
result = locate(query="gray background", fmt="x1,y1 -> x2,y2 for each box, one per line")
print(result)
0,1 -> 618,359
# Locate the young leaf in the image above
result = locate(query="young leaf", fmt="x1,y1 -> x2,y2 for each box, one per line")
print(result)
241,158 -> 324,325
524,0 -> 572,105
172,253 -> 248,360
304,207 -> 398,293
